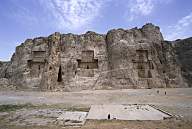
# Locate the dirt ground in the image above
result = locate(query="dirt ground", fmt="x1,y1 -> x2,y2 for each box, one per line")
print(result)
0,88 -> 192,129
1,119 -> 192,129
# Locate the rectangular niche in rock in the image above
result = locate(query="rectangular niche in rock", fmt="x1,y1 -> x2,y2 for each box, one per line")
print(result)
27,59 -> 45,78
32,51 -> 46,63
77,50 -> 98,69
138,69 -> 152,78
27,50 -> 46,78
136,50 -> 148,62
76,50 -> 98,77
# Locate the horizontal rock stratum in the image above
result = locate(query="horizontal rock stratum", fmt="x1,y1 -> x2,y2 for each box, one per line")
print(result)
0,23 -> 191,91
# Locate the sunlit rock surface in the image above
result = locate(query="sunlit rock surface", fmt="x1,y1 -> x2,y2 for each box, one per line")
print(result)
0,23 -> 190,91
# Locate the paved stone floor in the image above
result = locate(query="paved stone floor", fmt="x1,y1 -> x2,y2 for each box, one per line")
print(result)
87,104 -> 171,120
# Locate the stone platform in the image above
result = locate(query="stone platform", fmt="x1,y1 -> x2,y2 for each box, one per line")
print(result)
87,104 -> 172,120
57,111 -> 88,126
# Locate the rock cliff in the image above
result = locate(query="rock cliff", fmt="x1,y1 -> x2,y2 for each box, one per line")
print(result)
173,38 -> 192,87
0,23 -> 191,91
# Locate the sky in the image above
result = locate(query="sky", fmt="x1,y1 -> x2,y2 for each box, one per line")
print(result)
0,0 -> 192,61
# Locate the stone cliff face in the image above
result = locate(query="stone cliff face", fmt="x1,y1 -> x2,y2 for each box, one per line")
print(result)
173,38 -> 192,87
0,23 -> 190,91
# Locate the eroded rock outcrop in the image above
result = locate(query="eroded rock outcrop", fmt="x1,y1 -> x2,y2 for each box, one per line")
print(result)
173,38 -> 192,87
0,23 -> 190,91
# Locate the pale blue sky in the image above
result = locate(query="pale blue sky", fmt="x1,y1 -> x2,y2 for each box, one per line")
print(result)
0,0 -> 192,61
